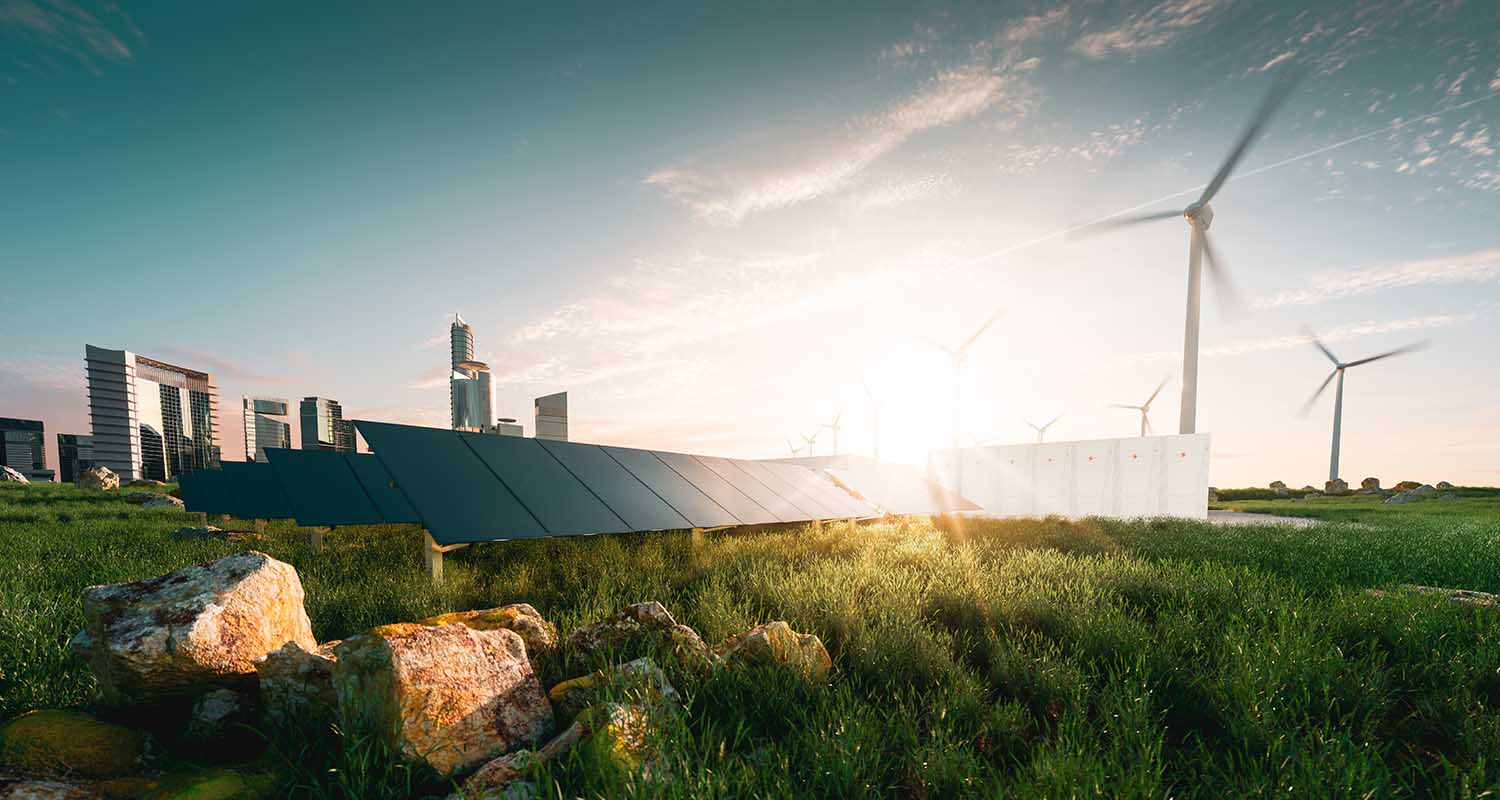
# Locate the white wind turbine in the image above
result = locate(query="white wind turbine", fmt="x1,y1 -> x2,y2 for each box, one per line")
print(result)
1298,329 -> 1428,481
787,439 -> 804,457
800,429 -> 820,458
1082,69 -> 1302,436
1026,414 -> 1063,443
822,410 -> 844,456
1111,377 -> 1169,438
921,308 -> 1003,495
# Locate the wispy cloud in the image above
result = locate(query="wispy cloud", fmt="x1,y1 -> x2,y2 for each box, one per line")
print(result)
0,0 -> 141,74
1122,313 -> 1471,365
645,66 -> 1016,224
0,357 -> 83,393
1072,0 -> 1226,59
1253,248 -> 1500,309
844,172 -> 957,211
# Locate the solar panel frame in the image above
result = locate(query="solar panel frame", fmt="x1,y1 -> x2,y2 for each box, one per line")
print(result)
652,452 -> 781,525
696,456 -> 805,522
264,448 -> 384,527
220,461 -> 294,521
459,433 -> 631,536
536,439 -> 693,532
356,421 -> 547,545
733,459 -> 835,519
343,453 -> 420,524
601,446 -> 739,528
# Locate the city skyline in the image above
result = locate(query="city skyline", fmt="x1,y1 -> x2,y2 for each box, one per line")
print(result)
2,2 -> 1498,486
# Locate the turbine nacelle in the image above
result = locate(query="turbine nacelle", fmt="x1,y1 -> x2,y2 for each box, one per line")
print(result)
1183,202 -> 1213,230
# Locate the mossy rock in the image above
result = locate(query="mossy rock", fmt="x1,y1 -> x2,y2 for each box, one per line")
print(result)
96,765 -> 280,800
0,709 -> 145,778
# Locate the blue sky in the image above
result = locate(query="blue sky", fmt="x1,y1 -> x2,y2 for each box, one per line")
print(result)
2,0 -> 1498,486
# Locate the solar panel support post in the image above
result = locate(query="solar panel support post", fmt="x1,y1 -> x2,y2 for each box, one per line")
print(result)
254,519 -> 267,533
421,530 -> 469,582
309,526 -> 330,552
196,512 -> 208,526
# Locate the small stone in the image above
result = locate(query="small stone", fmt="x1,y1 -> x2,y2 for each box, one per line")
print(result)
1359,477 -> 1381,494
716,621 -> 832,682
420,604 -> 557,657
0,710 -> 144,778
1436,481 -> 1455,491
1392,480 -> 1422,491
1323,478 -> 1349,496
1411,484 -> 1438,497
0,466 -> 29,484
460,749 -> 536,796
548,657 -> 679,721
1441,493 -> 1458,500
75,466 -> 119,491
143,495 -> 185,509
566,602 -> 711,665
0,775 -> 96,799
182,688 -> 254,746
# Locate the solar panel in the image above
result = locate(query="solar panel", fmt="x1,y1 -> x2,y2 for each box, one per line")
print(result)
733,459 -> 836,519
179,469 -> 231,515
601,446 -> 739,528
221,461 -> 294,521
825,464 -> 981,515
356,421 -> 546,545
652,452 -> 780,525
344,453 -> 420,524
536,439 -> 692,531
265,448 -> 384,527
460,433 -> 630,536
696,456 -> 804,522
762,461 -> 872,518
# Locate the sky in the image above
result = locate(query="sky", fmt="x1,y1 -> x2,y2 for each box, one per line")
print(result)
2,0 -> 1498,488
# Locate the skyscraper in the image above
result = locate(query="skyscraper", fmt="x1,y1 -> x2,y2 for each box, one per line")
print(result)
1,418 -> 52,481
300,397 -> 353,452
56,433 -> 94,484
243,397 -> 292,462
85,345 -> 220,481
534,392 -> 568,442
449,313 -> 493,432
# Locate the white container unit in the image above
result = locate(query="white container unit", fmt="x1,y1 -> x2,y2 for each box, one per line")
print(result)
929,433 -> 1210,520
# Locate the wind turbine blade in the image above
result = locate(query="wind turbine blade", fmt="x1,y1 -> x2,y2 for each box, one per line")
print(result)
1199,231 -> 1246,315
1108,403 -> 1142,410
917,334 -> 956,356
1343,340 -> 1430,368
1198,67 -> 1303,205
959,309 -> 1005,353
1069,209 -> 1181,238
1025,420 -> 1039,431
1300,327 -> 1341,366
1044,414 -> 1063,430
1146,376 -> 1169,406
1297,369 -> 1338,417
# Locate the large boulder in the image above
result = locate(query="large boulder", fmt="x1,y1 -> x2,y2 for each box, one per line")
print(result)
1392,480 -> 1422,491
69,551 -> 317,707
142,495 -> 185,510
332,624 -> 554,777
566,602 -> 711,665
1268,481 -> 1288,496
1411,484 -> 1438,497
419,604 -> 557,658
0,710 -> 145,779
256,640 -> 340,730
715,621 -> 832,682
0,466 -> 28,484
1359,477 -> 1382,494
548,657 -> 679,721
75,466 -> 118,491
1323,478 -> 1349,496
1436,481 -> 1455,491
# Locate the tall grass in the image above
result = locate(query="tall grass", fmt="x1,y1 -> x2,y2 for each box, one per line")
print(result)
4,482 -> 1500,797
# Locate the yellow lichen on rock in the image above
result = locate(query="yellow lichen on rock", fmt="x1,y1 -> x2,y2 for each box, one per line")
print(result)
0,709 -> 145,778
420,603 -> 558,655
716,621 -> 832,681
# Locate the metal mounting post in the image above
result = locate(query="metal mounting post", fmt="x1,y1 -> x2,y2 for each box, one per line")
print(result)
309,526 -> 330,551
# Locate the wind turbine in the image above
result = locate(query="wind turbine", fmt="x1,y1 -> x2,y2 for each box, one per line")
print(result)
1111,378 -> 1169,438
787,439 -> 803,457
822,410 -> 844,456
921,308 -> 1003,495
800,430 -> 820,458
1081,69 -> 1302,436
1026,414 -> 1063,443
863,380 -> 881,462
1298,329 -> 1428,481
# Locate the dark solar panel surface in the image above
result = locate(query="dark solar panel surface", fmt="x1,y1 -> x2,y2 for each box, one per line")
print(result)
732,459 -> 834,518
653,452 -> 780,525
179,469 -> 232,515
221,461 -> 293,520
601,446 -> 739,528
461,433 -> 630,536
764,461 -> 873,518
536,440 -> 692,531
265,448 -> 383,527
695,456 -> 802,522
344,453 -> 420,524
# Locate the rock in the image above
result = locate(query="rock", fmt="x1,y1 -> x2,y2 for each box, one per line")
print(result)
70,551 -> 317,707
1441,493 -> 1458,500
0,710 -> 145,779
566,602 -> 711,665
420,604 -> 557,658
1206,487 -> 1218,502
548,657 -> 679,721
1300,486 -> 1320,495
1323,478 -> 1349,496
1269,481 -> 1288,496
459,750 -> 536,797
0,775 -> 95,799
143,495 -> 185,509
124,492 -> 178,505
715,621 -> 832,682
1385,490 -> 1423,504
125,479 -> 169,488
170,526 -> 263,543
1392,480 -> 1422,491
1359,477 -> 1381,493
0,466 -> 29,484
102,765 -> 282,799
1436,481 -> 1455,491
1411,484 -> 1438,497
75,466 -> 119,491
333,624 -> 554,777
182,688 -> 255,747
256,640 -> 340,730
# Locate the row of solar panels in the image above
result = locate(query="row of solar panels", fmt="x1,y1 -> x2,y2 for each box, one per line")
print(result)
179,421 -> 881,546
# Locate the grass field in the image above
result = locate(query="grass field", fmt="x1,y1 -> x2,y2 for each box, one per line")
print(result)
5,482 -> 1500,798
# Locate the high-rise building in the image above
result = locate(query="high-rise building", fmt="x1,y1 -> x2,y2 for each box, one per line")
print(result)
335,418 -> 358,453
1,418 -> 52,481
300,397 -> 351,451
56,433 -> 94,484
448,313 -> 494,432
85,345 -> 219,482
243,397 -> 292,462
534,392 -> 568,442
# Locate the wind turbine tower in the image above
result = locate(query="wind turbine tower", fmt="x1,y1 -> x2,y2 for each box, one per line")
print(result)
1299,330 -> 1427,481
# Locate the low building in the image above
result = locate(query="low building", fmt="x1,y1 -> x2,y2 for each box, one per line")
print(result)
1,418 -> 52,481
243,397 -> 292,462
56,433 -> 94,484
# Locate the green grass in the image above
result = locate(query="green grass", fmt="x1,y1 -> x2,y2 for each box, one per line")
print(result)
5,482 -> 1500,797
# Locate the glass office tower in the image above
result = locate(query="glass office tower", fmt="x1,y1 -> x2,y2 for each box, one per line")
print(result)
84,345 -> 220,481
534,392 -> 568,442
0,418 -> 51,481
243,397 -> 292,462
56,433 -> 94,484
300,397 -> 353,452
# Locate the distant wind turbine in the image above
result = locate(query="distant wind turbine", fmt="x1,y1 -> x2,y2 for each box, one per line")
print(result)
1111,377 -> 1169,438
1026,415 -> 1063,443
921,308 -> 1004,494
822,410 -> 844,456
787,439 -> 803,457
1298,329 -> 1428,481
801,430 -> 820,458
1080,68 -> 1303,436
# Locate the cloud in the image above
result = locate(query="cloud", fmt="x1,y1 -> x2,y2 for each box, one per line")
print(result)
1002,7 -> 1071,43
152,347 -> 291,385
0,0 -> 140,73
0,357 -> 83,393
844,172 -> 957,211
645,66 -> 1015,224
1253,248 -> 1500,309
1122,314 -> 1472,364
1072,0 -> 1226,59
